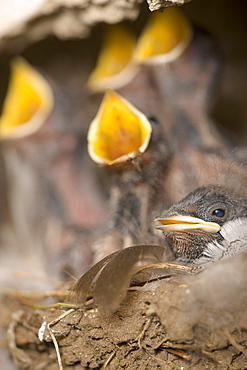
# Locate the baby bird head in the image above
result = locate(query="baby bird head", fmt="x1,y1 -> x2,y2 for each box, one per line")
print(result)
155,186 -> 247,263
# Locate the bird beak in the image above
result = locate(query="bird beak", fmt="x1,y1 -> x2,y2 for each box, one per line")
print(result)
0,57 -> 54,140
87,88 -> 152,165
154,215 -> 221,233
133,7 -> 193,64
86,24 -> 139,93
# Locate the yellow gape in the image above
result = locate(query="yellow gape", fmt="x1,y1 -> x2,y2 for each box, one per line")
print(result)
0,57 -> 54,139
87,89 -> 152,165
87,24 -> 138,93
133,7 -> 193,64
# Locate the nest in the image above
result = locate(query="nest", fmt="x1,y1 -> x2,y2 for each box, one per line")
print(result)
6,253 -> 247,370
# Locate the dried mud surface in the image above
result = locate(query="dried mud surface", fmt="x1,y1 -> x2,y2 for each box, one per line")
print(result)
7,254 -> 247,370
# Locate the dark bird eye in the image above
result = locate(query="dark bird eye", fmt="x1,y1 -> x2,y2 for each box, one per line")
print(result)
212,209 -> 225,218
149,116 -> 159,125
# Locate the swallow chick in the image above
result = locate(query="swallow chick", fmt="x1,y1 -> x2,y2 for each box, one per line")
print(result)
87,89 -> 169,262
0,57 -> 104,279
155,185 -> 247,264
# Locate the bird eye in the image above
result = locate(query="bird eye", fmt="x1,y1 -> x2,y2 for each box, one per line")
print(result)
148,116 -> 159,125
211,209 -> 225,218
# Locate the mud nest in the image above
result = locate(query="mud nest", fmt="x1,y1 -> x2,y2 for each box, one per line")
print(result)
7,253 -> 247,370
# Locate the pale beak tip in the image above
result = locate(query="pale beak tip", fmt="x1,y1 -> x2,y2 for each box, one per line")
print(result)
154,225 -> 163,230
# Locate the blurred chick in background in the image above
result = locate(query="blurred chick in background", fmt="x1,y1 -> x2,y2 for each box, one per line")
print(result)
0,58 -> 106,283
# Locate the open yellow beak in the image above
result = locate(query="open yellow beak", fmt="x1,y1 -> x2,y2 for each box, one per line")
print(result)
133,7 -> 193,64
0,57 -> 54,140
155,215 -> 221,233
87,24 -> 138,93
87,89 -> 152,165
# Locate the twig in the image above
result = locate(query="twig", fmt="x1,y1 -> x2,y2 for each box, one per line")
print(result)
225,330 -> 247,359
136,317 -> 152,349
161,341 -> 200,352
164,348 -> 191,360
30,302 -> 80,310
13,271 -> 63,287
46,308 -> 76,370
102,351 -> 116,369
4,289 -> 68,301
41,297 -> 92,310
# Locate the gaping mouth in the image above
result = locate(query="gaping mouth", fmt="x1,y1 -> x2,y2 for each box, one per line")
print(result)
87,89 -> 152,165
0,57 -> 54,140
86,24 -> 138,93
133,7 -> 193,65
154,215 -> 221,233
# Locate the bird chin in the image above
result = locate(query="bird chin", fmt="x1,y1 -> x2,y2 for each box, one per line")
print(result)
164,229 -> 215,262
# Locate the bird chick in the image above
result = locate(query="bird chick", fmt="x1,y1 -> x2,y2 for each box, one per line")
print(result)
0,57 -> 105,280
87,89 -> 169,262
155,185 -> 247,264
